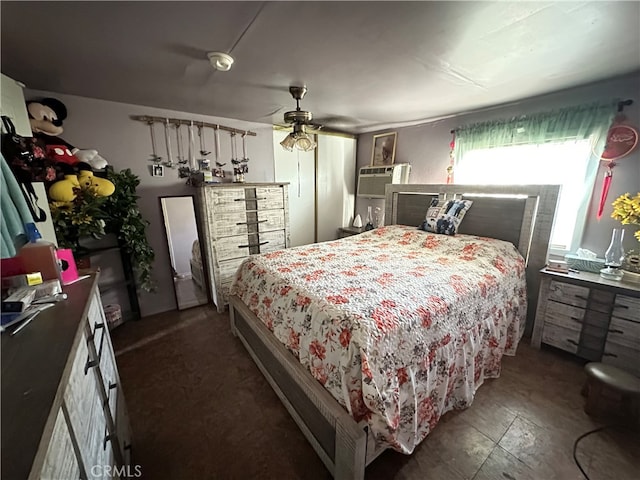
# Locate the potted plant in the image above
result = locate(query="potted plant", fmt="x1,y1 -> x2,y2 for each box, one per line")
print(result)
611,192 -> 640,283
50,185 -> 108,267
103,168 -> 155,292
50,167 -> 155,292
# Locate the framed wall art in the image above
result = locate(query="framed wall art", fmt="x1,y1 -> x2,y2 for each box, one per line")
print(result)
371,131 -> 397,166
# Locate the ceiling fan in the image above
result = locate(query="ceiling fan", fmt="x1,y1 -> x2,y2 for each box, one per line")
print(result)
279,86 -> 318,152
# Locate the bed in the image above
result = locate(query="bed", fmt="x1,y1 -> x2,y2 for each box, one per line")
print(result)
228,184 -> 559,479
190,239 -> 206,290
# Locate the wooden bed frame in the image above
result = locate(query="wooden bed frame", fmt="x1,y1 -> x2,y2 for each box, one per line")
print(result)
229,184 -> 559,480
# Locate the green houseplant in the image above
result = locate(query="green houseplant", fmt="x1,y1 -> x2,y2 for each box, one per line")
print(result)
50,185 -> 108,254
104,168 -> 155,292
50,167 -> 155,292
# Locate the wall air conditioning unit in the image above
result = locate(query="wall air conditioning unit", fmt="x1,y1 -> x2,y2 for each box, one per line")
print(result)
357,163 -> 411,198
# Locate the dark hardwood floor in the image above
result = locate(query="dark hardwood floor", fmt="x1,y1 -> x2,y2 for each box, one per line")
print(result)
111,306 -> 639,480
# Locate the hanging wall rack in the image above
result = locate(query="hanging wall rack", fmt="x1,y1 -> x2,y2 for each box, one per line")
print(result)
131,115 -> 257,137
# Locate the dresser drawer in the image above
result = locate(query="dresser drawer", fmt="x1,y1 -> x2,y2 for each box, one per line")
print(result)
116,387 -> 133,467
206,188 -> 248,212
548,280 -> 589,308
544,301 -> 584,331
607,316 -> 640,350
212,211 -> 250,238
542,323 -> 580,353
257,209 -> 285,232
215,234 -> 259,261
39,409 -> 81,480
259,230 -> 286,253
612,295 -> 640,322
218,257 -> 247,284
602,341 -> 640,376
256,186 -> 284,210
64,330 -> 109,474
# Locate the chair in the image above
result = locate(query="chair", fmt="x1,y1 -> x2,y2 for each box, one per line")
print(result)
583,362 -> 640,426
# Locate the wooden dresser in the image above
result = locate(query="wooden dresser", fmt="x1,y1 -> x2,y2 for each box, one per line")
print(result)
1,274 -> 133,479
532,269 -> 640,376
197,183 -> 290,313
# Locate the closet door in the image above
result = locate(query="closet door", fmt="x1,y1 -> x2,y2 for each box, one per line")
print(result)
273,131 -> 316,247
316,135 -> 356,242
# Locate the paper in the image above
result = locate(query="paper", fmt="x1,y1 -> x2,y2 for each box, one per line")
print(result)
576,248 -> 597,259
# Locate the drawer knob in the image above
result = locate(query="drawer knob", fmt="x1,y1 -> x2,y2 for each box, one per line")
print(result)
109,381 -> 118,390
574,294 -> 588,301
236,220 -> 267,226
602,352 -> 618,358
567,339 -> 579,346
238,241 -> 269,248
613,303 -> 629,310
608,328 -> 624,334
570,316 -> 582,323
84,358 -> 99,374
103,433 -> 116,450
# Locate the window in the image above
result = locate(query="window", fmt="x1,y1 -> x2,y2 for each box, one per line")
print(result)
455,139 -> 594,254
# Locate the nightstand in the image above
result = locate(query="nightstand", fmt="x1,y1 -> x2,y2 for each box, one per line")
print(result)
531,268 -> 640,376
337,226 -> 365,238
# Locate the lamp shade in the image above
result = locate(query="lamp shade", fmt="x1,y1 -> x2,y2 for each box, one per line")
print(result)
280,124 -> 316,152
280,133 -> 296,151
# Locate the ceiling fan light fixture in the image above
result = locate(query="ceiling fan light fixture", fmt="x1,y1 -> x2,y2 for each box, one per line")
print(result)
207,52 -> 234,72
280,85 -> 317,152
280,133 -> 297,151
294,134 -> 316,152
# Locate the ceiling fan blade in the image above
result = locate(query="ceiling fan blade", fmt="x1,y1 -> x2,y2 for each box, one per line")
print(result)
166,43 -> 210,61
258,106 -> 286,120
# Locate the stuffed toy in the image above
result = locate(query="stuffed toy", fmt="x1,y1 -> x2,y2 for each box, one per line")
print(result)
27,97 -> 110,169
48,162 -> 115,203
27,98 -> 67,136
73,148 -> 108,170
26,97 -> 115,203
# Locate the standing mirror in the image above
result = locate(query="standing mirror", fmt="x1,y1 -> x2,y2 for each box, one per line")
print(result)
160,196 -> 208,310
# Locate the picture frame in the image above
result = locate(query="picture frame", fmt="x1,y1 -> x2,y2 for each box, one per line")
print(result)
152,164 -> 165,177
371,131 -> 397,166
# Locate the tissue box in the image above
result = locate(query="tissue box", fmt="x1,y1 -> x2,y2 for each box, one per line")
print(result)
564,254 -> 605,273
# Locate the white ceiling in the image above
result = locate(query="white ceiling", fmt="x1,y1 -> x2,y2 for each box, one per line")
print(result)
2,1 -> 639,134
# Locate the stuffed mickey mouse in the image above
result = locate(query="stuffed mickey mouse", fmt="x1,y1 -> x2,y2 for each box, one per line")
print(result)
27,97 -> 67,137
26,97 -> 115,203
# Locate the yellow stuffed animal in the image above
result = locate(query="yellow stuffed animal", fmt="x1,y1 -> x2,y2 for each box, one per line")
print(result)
48,174 -> 80,203
48,163 -> 115,203
77,168 -> 115,196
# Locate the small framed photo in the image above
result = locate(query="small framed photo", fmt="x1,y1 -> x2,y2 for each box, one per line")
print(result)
371,132 -> 397,166
152,164 -> 164,177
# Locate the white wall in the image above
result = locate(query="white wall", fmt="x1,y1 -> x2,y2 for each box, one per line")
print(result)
356,72 -> 640,256
26,89 -> 275,317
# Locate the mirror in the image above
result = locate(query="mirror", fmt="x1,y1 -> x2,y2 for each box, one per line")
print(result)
160,196 -> 208,310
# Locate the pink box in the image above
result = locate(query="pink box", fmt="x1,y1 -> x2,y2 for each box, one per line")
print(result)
56,249 -> 79,285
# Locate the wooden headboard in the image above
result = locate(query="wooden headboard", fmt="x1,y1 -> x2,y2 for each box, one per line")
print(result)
384,184 -> 560,334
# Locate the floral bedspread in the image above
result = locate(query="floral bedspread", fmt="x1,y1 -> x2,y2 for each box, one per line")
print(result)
230,225 -> 526,453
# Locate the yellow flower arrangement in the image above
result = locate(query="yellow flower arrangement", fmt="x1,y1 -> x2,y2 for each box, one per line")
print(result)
611,192 -> 640,242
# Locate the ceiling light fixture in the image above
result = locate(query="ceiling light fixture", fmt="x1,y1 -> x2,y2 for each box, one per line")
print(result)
207,52 -> 234,72
280,86 -> 317,152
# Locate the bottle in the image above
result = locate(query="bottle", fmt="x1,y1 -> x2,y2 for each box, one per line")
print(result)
364,206 -> 374,231
600,228 -> 625,280
18,223 -> 61,281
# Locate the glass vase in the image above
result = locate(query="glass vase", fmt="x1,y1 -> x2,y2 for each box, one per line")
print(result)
364,206 -> 374,231
600,228 -> 625,280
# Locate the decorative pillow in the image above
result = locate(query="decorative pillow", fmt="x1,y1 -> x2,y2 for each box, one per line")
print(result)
419,198 -> 473,235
